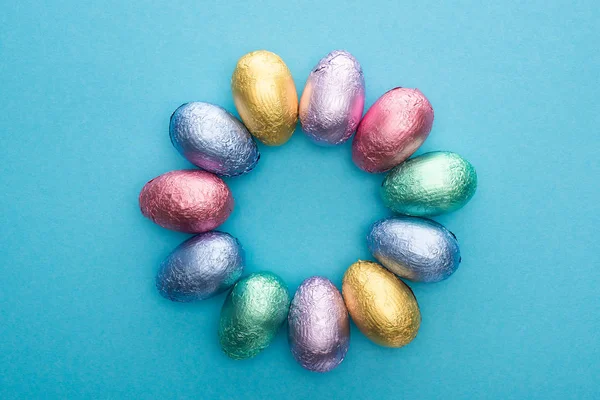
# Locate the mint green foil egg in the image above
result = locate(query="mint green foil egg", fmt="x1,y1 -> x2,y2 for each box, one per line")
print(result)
381,151 -> 477,216
219,272 -> 290,360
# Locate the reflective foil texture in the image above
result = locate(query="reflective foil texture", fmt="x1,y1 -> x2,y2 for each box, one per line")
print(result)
299,50 -> 365,145
352,87 -> 434,173
288,277 -> 350,372
219,272 -> 290,360
139,170 -> 233,233
381,151 -> 477,216
231,50 -> 298,146
342,260 -> 420,348
169,102 -> 259,177
156,232 -> 244,302
367,216 -> 461,283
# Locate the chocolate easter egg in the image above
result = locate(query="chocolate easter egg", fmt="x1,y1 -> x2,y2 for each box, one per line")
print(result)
219,272 -> 290,359
231,50 -> 298,146
288,276 -> 350,372
342,260 -> 420,347
299,50 -> 365,145
156,232 -> 244,302
169,102 -> 259,176
381,151 -> 477,216
367,216 -> 461,283
352,87 -> 434,173
139,170 -> 233,233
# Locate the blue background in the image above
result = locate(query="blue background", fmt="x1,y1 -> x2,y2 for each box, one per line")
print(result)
1,1 -> 598,399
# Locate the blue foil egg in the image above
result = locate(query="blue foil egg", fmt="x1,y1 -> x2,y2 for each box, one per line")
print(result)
156,232 -> 245,302
367,216 -> 461,283
169,102 -> 259,177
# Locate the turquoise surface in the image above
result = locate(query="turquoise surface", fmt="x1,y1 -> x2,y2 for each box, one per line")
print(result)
1,1 -> 598,399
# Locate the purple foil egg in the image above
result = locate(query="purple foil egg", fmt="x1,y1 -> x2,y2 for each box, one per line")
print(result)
299,50 -> 365,145
139,170 -> 234,233
352,87 -> 434,173
288,276 -> 350,372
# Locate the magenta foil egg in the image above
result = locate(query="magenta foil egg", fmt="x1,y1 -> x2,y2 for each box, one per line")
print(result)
299,50 -> 365,145
352,87 -> 434,173
139,170 -> 233,233
288,277 -> 350,373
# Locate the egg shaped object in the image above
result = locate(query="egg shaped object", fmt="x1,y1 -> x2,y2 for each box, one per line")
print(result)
139,170 -> 233,233
288,276 -> 350,372
342,260 -> 420,347
219,272 -> 290,359
381,151 -> 477,216
367,216 -> 461,283
231,50 -> 298,146
169,102 -> 259,177
299,50 -> 365,145
156,232 -> 244,302
352,87 -> 434,173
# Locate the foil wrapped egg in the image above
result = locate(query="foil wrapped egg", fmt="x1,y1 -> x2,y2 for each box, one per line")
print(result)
288,276 -> 350,372
231,50 -> 298,146
156,232 -> 244,302
342,260 -> 420,348
352,87 -> 434,173
381,151 -> 478,216
139,170 -> 233,233
299,50 -> 365,145
169,102 -> 259,176
219,272 -> 290,359
367,216 -> 461,283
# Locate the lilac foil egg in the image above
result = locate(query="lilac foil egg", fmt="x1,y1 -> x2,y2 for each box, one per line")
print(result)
139,170 -> 234,233
169,102 -> 259,177
156,232 -> 244,302
288,277 -> 350,372
352,87 -> 434,173
299,50 -> 365,145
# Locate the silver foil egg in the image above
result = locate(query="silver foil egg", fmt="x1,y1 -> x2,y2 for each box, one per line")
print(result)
367,216 -> 461,283
169,102 -> 259,177
156,232 -> 245,302
299,50 -> 365,145
288,276 -> 350,372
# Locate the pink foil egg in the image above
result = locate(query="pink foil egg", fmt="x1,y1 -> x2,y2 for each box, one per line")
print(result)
352,87 -> 434,173
139,170 -> 234,233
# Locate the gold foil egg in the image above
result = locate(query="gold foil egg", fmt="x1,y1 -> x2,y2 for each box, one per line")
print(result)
342,260 -> 421,348
231,50 -> 298,146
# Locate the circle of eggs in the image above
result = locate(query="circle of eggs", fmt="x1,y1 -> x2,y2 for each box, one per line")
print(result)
139,49 -> 478,373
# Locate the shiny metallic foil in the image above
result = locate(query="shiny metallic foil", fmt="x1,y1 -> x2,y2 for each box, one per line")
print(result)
156,232 -> 244,302
288,277 -> 350,372
352,87 -> 434,173
381,151 -> 477,216
219,272 -> 290,360
139,170 -> 233,233
299,50 -> 365,145
342,260 -> 420,348
231,50 -> 298,146
169,102 -> 259,177
368,216 -> 461,283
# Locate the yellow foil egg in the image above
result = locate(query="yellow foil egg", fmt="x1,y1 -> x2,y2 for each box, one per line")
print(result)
231,50 -> 298,146
342,260 -> 421,348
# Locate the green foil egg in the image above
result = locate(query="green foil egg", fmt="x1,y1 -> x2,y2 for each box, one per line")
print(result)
381,151 -> 477,216
218,272 -> 290,360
